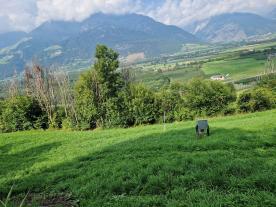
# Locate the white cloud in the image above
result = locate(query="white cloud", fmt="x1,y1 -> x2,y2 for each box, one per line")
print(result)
0,0 -> 276,33
145,0 -> 276,27
35,0 -> 140,25
0,0 -> 141,32
0,0 -> 37,32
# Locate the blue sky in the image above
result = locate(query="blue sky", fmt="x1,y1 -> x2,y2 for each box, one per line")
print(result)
0,0 -> 275,33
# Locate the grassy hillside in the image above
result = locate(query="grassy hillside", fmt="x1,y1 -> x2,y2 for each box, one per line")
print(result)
0,110 -> 276,206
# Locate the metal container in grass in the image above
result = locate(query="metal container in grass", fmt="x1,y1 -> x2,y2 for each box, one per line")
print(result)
195,120 -> 210,137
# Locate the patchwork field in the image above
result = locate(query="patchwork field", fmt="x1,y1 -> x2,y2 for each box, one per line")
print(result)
0,110 -> 276,206
202,57 -> 266,81
131,40 -> 276,87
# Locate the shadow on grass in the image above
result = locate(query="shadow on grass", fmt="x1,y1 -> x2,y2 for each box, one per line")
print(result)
0,142 -> 61,196
1,126 -> 276,206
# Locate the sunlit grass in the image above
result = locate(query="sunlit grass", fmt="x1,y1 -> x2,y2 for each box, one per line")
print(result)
0,110 -> 275,206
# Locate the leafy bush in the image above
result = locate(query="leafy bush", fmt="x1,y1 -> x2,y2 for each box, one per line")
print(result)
184,79 -> 236,116
0,96 -> 45,133
129,84 -> 159,125
237,87 -> 274,113
104,90 -> 136,128
223,104 -> 237,116
174,107 -> 196,121
103,97 -> 125,128
50,107 -> 65,129
157,83 -> 185,123
258,75 -> 276,107
62,117 -> 74,130
237,91 -> 252,113
251,88 -> 274,111
75,70 -> 99,129
258,75 -> 276,93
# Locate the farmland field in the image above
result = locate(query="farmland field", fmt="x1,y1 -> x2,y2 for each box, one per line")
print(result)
202,57 -> 266,81
1,110 -> 276,206
131,40 -> 276,86
135,66 -> 204,88
0,40 -> 275,93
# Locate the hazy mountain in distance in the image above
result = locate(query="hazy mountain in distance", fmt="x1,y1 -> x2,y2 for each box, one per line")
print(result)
268,8 -> 276,19
0,13 -> 198,79
58,13 -> 198,61
194,12 -> 276,43
0,31 -> 27,48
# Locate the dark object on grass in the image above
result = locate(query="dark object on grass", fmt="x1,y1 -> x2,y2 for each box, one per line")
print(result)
195,120 -> 210,137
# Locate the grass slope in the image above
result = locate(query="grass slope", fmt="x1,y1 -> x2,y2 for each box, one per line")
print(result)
0,110 -> 276,206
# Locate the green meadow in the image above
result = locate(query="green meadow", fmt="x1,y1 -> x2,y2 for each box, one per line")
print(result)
132,40 -> 276,85
202,57 -> 266,81
1,110 -> 275,206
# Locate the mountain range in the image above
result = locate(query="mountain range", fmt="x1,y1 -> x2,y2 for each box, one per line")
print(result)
268,8 -> 276,19
0,11 -> 276,78
0,13 -> 197,78
190,12 -> 276,43
0,31 -> 27,48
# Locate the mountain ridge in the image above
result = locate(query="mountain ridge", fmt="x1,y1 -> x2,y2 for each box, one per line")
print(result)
194,12 -> 276,43
0,13 -> 198,78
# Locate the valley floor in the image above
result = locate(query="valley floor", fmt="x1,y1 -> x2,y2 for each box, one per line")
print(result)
0,110 -> 276,206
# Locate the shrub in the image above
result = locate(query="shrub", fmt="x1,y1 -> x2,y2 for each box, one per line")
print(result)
174,107 -> 196,121
129,84 -> 159,125
50,107 -> 65,129
237,91 -> 252,113
251,88 -> 273,112
105,90 -> 135,128
103,97 -> 124,128
258,75 -> 276,93
62,117 -> 74,130
0,96 -> 45,132
157,87 -> 184,123
223,104 -> 237,116
184,79 -> 236,116
237,87 -> 274,113
33,115 -> 48,130
75,70 -> 99,129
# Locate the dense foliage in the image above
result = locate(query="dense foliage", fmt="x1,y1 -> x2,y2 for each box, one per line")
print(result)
0,45 -> 275,133
184,79 -> 236,116
237,87 -> 275,113
0,96 -> 46,132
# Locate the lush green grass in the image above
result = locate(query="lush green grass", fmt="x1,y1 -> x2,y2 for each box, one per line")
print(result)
1,110 -> 276,206
136,66 -> 204,87
202,57 -> 266,81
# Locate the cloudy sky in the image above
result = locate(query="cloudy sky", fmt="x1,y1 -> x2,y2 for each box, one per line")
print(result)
0,0 -> 276,33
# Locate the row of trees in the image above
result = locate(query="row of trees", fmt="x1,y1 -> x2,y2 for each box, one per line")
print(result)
0,45 -> 275,133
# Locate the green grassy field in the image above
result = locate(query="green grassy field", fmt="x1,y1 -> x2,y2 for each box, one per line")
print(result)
135,66 -> 204,88
1,110 -> 276,206
202,57 -> 266,81
131,40 -> 276,85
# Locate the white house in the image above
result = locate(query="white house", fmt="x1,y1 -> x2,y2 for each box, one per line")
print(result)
210,75 -> 225,81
